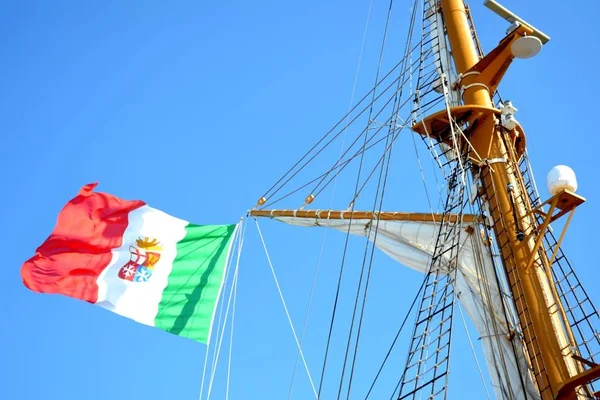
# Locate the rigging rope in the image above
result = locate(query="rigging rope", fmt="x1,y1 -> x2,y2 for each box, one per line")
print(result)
225,220 -> 246,400
225,271 -> 238,400
457,294 -> 493,400
337,118 -> 408,204
344,2 -> 421,397
257,55 -> 414,203
338,102 -> 394,400
286,223 -> 327,400
199,223 -> 243,400
470,178 -> 532,399
486,160 -> 539,397
262,102 -> 419,208
410,127 -> 439,215
199,326 -> 212,400
309,55 -> 427,200
206,262 -> 240,399
364,274 -> 427,398
261,82 -> 403,209
254,218 -> 319,399
469,208 -> 520,398
409,22 -> 440,219
345,115 -> 397,399
287,1 -> 375,397
259,41 -> 429,209
318,0 -> 400,396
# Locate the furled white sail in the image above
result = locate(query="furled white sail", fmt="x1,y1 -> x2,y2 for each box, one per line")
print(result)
273,216 -> 540,400
426,0 -> 460,106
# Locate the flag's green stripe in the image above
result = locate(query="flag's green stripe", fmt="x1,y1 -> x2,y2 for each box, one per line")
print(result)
154,224 -> 236,343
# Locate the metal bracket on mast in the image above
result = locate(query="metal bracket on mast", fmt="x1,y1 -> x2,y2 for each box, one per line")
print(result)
531,190 -> 586,225
457,23 -> 540,102
525,189 -> 585,271
556,364 -> 600,400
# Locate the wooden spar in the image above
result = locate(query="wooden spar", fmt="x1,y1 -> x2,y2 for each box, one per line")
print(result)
439,0 -> 583,398
249,209 -> 478,223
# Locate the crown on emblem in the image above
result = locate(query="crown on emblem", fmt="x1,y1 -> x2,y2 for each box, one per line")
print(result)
135,237 -> 163,251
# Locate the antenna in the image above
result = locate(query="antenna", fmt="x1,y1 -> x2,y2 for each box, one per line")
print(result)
484,0 -> 551,44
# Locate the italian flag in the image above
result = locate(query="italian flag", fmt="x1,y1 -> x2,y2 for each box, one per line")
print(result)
21,183 -> 238,344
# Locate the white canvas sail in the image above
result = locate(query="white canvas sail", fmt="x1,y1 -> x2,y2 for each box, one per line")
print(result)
272,215 -> 540,400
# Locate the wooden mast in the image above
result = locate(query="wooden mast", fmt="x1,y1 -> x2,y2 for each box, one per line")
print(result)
437,0 -> 591,398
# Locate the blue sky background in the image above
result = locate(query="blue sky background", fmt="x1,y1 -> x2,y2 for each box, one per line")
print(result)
1,1 -> 599,399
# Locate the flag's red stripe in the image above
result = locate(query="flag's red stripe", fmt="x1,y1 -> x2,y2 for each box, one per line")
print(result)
21,183 -> 145,303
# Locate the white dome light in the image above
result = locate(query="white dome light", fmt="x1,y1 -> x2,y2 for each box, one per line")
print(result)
511,36 -> 542,59
547,165 -> 578,195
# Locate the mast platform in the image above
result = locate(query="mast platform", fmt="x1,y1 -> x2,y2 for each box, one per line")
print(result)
411,105 -> 499,143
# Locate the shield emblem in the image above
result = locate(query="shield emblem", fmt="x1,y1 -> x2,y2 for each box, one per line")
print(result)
118,237 -> 162,282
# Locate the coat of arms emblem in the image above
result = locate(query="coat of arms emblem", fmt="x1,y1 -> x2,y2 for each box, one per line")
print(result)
118,237 -> 162,282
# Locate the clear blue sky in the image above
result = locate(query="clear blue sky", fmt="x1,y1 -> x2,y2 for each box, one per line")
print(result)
1,1 -> 599,399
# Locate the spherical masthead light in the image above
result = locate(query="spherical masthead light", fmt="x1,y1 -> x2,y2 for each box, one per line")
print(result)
547,165 -> 578,195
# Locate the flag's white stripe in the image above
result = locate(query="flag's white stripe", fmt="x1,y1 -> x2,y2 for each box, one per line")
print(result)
95,205 -> 188,326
